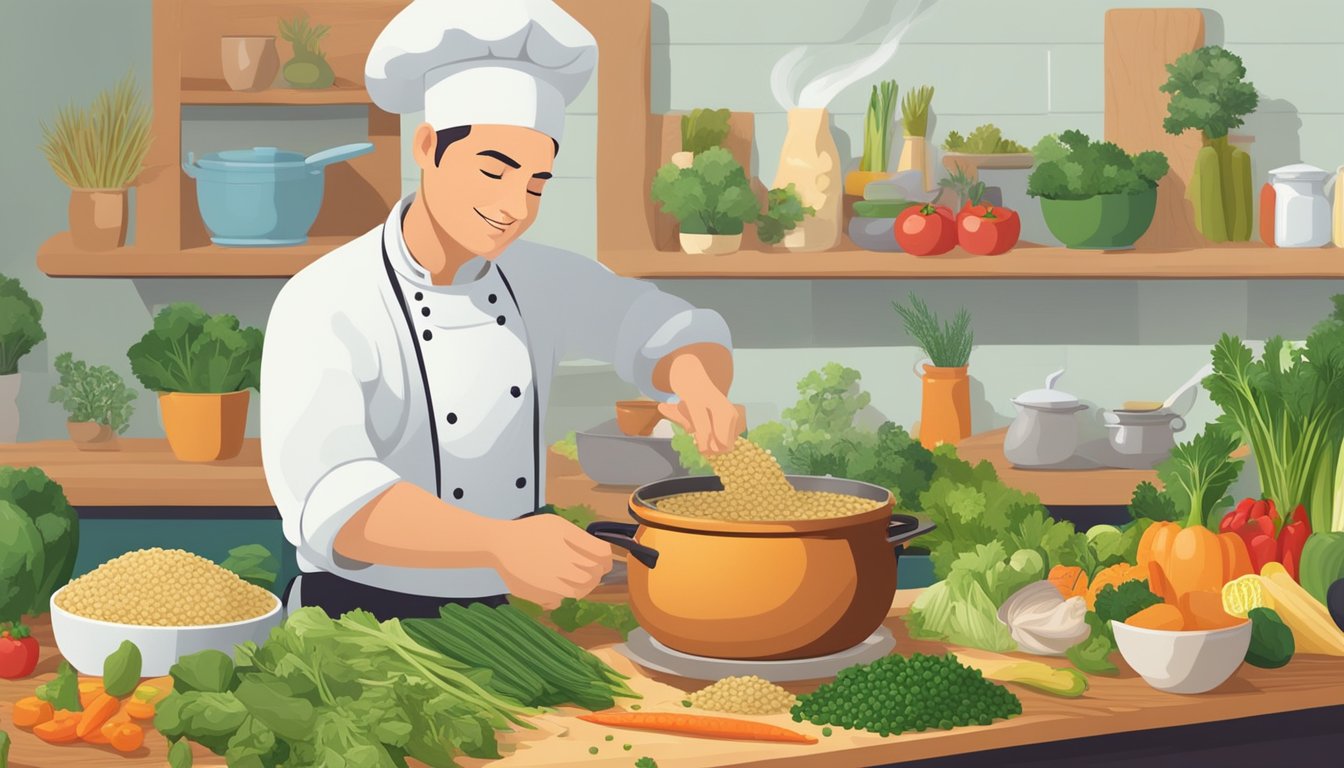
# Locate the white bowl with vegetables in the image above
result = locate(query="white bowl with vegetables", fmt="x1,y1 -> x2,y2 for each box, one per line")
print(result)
1111,619 -> 1251,694
49,548 -> 283,676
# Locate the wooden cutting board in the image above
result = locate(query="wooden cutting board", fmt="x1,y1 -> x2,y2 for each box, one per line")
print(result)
1104,8 -> 1206,250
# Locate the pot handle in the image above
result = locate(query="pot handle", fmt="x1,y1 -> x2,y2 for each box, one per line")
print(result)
887,514 -> 936,550
1170,415 -> 1187,434
305,142 -> 375,168
586,521 -> 659,569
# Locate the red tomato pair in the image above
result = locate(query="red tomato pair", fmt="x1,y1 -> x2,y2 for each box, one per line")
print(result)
894,203 -> 1021,256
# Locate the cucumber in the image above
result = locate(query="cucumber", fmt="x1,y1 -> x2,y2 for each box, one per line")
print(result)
853,199 -> 917,218
1229,147 -> 1253,241
1192,145 -> 1228,242
1245,607 -> 1294,669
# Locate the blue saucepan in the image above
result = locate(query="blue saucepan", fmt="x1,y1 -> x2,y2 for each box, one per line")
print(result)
182,142 -> 374,247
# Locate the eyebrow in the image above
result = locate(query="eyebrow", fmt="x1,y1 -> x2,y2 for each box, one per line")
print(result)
477,150 -> 520,169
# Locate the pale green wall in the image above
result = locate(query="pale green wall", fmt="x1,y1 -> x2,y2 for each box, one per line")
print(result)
4,1 -> 1343,473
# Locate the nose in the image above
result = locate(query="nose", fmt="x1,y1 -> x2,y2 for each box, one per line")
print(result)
497,183 -> 531,224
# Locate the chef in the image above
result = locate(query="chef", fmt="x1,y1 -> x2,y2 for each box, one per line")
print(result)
261,0 -> 740,621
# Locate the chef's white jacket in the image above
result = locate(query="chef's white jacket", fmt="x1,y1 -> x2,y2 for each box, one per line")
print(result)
261,194 -> 732,597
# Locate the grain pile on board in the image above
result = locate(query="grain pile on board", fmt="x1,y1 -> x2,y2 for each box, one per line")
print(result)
687,675 -> 798,715
55,547 -> 275,626
656,437 -> 872,521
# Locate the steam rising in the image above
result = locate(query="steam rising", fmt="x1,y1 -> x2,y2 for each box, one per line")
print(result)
770,0 -> 940,111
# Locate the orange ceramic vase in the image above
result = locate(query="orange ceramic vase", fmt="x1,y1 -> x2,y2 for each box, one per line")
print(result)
917,362 -> 971,449
158,391 -> 250,462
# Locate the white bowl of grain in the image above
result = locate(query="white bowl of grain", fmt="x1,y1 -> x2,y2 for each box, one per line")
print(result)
50,548 -> 283,676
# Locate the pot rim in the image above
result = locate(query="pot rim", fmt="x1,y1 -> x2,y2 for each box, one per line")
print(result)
629,474 -> 895,535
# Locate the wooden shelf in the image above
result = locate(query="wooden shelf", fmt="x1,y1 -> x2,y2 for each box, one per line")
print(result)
179,77 -> 371,106
37,231 -> 351,278
957,428 -> 1153,507
602,242 -> 1344,280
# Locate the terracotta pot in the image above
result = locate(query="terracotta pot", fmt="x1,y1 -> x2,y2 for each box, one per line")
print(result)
221,36 -> 280,92
67,421 -> 119,452
915,360 -> 971,449
68,189 -> 128,251
0,373 -> 19,442
591,475 -> 934,660
158,391 -> 250,462
615,400 -> 662,437
678,232 -> 741,255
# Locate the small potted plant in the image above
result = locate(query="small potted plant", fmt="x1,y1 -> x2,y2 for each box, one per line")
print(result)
127,303 -> 263,462
1160,45 -> 1259,242
0,275 -> 45,443
674,108 -> 731,169
280,13 -> 335,89
651,147 -> 759,255
845,80 -> 899,197
49,353 -> 136,451
1027,130 -> 1170,249
940,123 -> 1033,182
758,184 -> 815,249
893,294 -> 973,449
895,85 -> 935,191
39,73 -> 152,251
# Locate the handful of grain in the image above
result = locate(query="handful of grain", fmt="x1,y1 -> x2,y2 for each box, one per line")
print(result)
656,437 -> 873,521
688,675 -> 798,715
55,548 -> 276,626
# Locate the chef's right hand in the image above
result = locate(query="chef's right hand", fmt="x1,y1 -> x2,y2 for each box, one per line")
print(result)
494,515 -> 614,609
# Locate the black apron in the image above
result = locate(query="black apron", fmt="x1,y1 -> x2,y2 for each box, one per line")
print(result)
283,222 -> 542,621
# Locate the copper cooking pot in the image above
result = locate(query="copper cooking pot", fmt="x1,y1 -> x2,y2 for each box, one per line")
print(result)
588,475 -> 934,661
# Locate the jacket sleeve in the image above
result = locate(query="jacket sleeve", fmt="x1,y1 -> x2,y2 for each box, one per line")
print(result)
517,247 -> 732,402
260,286 -> 402,561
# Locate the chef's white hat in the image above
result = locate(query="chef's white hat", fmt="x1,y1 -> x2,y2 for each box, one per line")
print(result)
365,0 -> 597,143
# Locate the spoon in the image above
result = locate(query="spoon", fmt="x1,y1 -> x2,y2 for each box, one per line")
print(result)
1122,364 -> 1212,415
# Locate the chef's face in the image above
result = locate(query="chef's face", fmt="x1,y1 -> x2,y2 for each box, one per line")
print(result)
413,123 -> 555,258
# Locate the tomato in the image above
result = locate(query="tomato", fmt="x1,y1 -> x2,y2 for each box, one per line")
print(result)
894,204 -> 957,256
956,204 -> 1021,255
0,626 -> 40,679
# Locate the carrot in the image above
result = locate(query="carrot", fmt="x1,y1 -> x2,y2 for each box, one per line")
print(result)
12,696 -> 54,729
76,692 -> 121,738
78,680 -> 106,708
105,721 -> 145,753
577,712 -> 818,744
85,704 -> 131,744
132,676 -> 174,705
34,712 -> 81,744
124,698 -> 156,720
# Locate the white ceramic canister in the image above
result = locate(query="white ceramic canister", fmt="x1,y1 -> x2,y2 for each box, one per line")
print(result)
1269,163 -> 1332,248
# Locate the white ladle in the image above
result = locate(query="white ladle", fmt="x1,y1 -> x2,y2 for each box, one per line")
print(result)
1123,363 -> 1211,416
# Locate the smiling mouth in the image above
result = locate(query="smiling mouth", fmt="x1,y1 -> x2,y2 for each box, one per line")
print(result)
474,208 -> 513,233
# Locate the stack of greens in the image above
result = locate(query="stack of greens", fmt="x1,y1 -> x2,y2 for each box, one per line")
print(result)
156,608 -> 539,768
404,603 -> 638,711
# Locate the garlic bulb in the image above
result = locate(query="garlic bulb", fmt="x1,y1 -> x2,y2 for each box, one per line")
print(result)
997,581 -> 1090,656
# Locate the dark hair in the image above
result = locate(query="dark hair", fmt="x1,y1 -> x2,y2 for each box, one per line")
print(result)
433,126 -> 560,166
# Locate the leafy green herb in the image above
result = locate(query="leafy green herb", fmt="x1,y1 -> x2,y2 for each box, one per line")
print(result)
900,86 -> 934,138
1160,46 -> 1258,141
635,758 -> 658,768
0,275 -> 45,376
551,431 -> 579,461
650,147 -> 758,236
861,80 -> 899,172
103,640 -> 143,698
36,661 -> 82,712
169,649 -> 238,694
167,738 -> 194,768
1128,481 -> 1181,524
0,467 -> 79,621
48,352 -> 137,432
549,598 -> 639,638
219,544 -> 280,591
1066,614 -> 1119,675
756,184 -> 814,245
1156,428 -> 1244,528
942,124 -> 1029,154
1027,130 -> 1169,201
938,164 -> 986,211
681,108 -> 731,155
127,302 -> 264,394
893,294 -> 973,368
1094,581 -> 1161,627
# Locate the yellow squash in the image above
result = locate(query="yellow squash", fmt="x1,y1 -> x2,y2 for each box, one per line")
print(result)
1256,562 -> 1344,656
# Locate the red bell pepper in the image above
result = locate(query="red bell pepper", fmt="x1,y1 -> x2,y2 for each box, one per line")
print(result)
1278,504 -> 1312,581
0,623 -> 39,679
1219,498 -> 1313,581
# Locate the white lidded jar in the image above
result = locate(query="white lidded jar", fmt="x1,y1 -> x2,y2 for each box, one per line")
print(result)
1003,370 -> 1089,468
1269,164 -> 1333,248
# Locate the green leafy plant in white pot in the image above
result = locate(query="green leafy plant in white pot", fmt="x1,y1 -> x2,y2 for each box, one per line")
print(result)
49,352 -> 137,451
0,274 -> 46,442
651,147 -> 760,255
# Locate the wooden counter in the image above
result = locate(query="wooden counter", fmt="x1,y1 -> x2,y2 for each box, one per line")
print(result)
6,592 -> 1344,768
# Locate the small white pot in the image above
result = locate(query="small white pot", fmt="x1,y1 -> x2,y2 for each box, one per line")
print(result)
679,232 -> 742,255
0,373 -> 19,442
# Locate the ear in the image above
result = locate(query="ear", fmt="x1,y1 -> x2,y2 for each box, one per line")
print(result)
411,122 -> 437,171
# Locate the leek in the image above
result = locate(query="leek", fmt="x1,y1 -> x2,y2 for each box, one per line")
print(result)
900,85 -> 935,139
860,80 -> 898,172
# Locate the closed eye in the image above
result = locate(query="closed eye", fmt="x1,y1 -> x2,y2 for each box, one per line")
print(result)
480,169 -> 503,180
527,190 -> 543,197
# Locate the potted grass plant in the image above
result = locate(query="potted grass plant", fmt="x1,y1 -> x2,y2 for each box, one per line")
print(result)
846,80 -> 899,197
127,303 -> 263,462
40,73 -> 152,251
896,85 -> 935,192
651,147 -> 759,255
893,293 -> 973,449
674,108 -> 732,169
49,353 -> 136,451
0,275 -> 45,443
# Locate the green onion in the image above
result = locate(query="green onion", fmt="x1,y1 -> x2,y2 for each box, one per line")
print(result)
861,80 -> 899,173
901,86 -> 935,139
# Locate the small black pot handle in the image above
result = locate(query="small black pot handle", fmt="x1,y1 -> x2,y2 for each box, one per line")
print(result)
586,521 -> 660,569
887,514 -> 936,549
